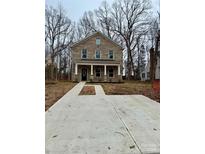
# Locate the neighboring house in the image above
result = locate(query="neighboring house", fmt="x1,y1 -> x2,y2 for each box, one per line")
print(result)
140,56 -> 160,81
140,61 -> 150,81
71,31 -> 123,82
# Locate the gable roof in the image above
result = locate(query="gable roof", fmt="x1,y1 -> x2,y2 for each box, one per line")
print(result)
71,31 -> 124,50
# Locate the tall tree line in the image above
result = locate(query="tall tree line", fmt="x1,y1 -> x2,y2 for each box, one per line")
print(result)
45,4 -> 74,80
45,0 -> 160,81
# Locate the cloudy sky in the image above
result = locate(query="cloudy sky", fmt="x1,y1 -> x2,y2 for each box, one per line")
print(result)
45,0 -> 160,22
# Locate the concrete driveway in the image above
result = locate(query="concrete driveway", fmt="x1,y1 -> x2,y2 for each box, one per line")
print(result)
46,82 -> 160,154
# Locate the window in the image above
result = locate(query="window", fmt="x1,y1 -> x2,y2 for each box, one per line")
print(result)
96,38 -> 101,45
95,50 -> 101,59
108,50 -> 113,59
142,73 -> 145,78
81,49 -> 87,59
108,68 -> 114,77
96,68 -> 101,77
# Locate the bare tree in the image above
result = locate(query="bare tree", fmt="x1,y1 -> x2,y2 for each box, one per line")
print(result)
149,12 -> 160,81
45,4 -> 74,80
76,11 -> 97,40
128,29 -> 149,79
57,48 -> 72,80
95,1 -> 116,39
111,0 -> 152,79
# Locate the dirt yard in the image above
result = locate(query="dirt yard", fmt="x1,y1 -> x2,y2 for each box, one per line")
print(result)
45,81 -> 77,111
100,80 -> 160,102
79,86 -> 96,95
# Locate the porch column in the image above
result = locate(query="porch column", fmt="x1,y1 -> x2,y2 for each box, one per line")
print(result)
104,65 -> 107,75
117,65 -> 122,82
118,65 -> 121,75
75,63 -> 78,75
91,64 -> 93,75
90,64 -> 94,81
104,65 -> 107,82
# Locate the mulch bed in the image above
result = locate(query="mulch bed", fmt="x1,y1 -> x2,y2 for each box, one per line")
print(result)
79,86 -> 96,95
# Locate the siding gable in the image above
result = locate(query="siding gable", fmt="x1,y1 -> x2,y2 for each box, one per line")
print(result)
71,31 -> 123,50
71,32 -> 123,63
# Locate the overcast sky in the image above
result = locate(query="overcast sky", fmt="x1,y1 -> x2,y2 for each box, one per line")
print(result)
45,0 -> 160,22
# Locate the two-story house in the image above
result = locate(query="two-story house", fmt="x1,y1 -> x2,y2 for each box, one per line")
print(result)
71,31 -> 123,82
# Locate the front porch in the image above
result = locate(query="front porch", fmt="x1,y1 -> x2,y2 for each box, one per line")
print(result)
73,63 -> 122,82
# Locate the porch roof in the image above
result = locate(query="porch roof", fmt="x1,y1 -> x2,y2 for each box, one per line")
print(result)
76,62 -> 120,66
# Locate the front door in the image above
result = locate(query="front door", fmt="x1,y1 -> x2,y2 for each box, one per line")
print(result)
81,68 -> 87,81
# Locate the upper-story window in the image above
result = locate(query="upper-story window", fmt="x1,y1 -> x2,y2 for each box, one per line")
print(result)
96,38 -> 101,45
95,50 -> 101,59
108,50 -> 113,59
81,49 -> 87,59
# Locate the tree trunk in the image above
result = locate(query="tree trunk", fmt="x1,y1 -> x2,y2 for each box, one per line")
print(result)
127,48 -> 132,80
50,56 -> 55,80
150,47 -> 156,81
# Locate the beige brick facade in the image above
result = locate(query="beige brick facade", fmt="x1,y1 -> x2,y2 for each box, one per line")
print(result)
71,31 -> 123,82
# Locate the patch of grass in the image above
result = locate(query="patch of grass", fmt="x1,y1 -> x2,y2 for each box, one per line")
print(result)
100,80 -> 160,103
45,80 -> 58,85
79,86 -> 96,95
45,81 -> 77,111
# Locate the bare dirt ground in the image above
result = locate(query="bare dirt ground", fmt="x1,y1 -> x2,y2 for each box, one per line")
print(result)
45,81 -> 77,111
79,85 -> 96,95
100,80 -> 160,103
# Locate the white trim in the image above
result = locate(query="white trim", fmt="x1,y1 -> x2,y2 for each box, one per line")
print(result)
91,65 -> 93,75
75,63 -> 78,75
104,65 -> 107,75
118,65 -> 121,75
76,63 -> 120,66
